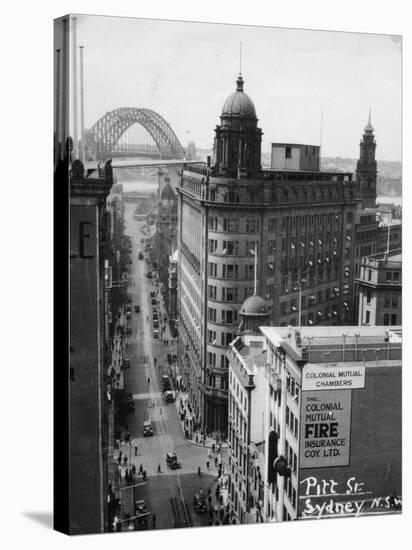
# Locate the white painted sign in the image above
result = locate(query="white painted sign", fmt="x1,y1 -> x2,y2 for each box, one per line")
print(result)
302,364 -> 365,391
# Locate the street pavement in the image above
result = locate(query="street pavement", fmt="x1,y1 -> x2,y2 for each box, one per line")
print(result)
114,205 -> 228,531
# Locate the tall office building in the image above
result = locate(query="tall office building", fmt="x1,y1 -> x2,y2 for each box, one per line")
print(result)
177,74 -> 360,432
69,159 -> 114,533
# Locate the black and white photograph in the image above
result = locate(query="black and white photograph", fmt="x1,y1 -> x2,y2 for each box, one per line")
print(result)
53,9 -> 403,537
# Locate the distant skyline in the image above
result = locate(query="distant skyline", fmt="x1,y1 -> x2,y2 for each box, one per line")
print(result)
70,15 -> 402,161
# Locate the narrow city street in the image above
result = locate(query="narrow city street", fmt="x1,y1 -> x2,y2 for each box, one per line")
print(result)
115,204 -> 226,531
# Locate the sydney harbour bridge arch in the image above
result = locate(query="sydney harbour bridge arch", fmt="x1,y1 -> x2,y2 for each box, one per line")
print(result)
88,108 -> 186,160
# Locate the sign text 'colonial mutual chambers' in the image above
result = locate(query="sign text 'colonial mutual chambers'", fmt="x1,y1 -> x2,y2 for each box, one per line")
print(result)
302,364 -> 365,391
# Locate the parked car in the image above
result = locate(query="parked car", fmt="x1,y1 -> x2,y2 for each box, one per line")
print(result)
126,312 -> 132,320
164,391 -> 175,403
134,305 -> 140,313
146,272 -> 152,278
193,491 -> 208,513
161,375 -> 171,391
123,358 -> 130,368
126,326 -> 132,334
153,329 -> 159,339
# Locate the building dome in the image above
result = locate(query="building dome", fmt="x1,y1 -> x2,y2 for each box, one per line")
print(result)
241,294 -> 269,316
222,74 -> 257,119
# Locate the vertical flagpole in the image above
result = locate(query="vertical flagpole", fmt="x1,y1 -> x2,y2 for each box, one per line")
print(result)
79,45 -> 85,163
72,16 -> 78,160
254,243 -> 257,295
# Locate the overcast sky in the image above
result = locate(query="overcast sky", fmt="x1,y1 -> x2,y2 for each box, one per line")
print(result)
71,15 -> 401,161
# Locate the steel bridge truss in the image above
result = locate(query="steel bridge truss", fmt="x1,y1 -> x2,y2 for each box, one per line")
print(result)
91,108 -> 186,160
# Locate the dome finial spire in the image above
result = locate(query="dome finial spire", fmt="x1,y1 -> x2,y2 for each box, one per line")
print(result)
364,108 -> 374,133
236,42 -> 244,91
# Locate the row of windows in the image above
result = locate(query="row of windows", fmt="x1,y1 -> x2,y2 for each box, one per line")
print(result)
386,271 -> 401,283
206,372 -> 228,390
281,287 -> 342,313
384,292 -> 400,308
208,212 -> 345,234
383,313 -> 398,326
281,233 -> 341,250
207,353 -> 230,371
279,254 -> 342,274
208,239 -> 262,256
285,406 -> 299,439
281,305 -> 341,326
207,308 -> 239,324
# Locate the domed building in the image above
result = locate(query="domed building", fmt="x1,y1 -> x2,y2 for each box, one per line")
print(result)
213,74 -> 262,178
238,293 -> 271,334
177,71 -> 361,433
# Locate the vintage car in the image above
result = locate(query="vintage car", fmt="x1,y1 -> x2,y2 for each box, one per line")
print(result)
166,452 -> 181,469
193,490 -> 208,513
143,420 -> 154,437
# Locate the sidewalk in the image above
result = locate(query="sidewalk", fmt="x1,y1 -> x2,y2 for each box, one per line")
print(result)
108,309 -> 126,391
174,392 -> 228,450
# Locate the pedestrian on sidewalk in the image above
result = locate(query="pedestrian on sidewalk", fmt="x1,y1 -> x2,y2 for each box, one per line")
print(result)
214,457 -> 218,468
143,470 -> 147,481
154,357 -> 157,366
157,464 -> 162,474
134,445 -> 138,456
212,443 -> 215,453
147,377 -> 150,384
152,513 -> 156,529
206,460 -> 210,470
139,464 -> 144,475
197,466 -> 201,476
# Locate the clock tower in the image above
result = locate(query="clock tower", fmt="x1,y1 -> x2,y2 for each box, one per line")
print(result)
356,110 -> 377,208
